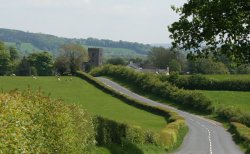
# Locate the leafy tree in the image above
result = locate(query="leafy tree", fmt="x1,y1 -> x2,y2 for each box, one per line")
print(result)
16,57 -> 31,76
0,42 -> 11,75
188,58 -> 229,74
28,52 -> 53,76
106,57 -> 126,65
54,56 -> 69,75
0,50 -> 11,75
169,0 -> 250,64
148,47 -> 181,69
57,44 -> 88,74
9,46 -> 19,61
169,59 -> 182,73
236,64 -> 250,74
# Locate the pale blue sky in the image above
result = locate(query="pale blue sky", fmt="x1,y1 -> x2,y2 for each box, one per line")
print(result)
0,0 -> 187,44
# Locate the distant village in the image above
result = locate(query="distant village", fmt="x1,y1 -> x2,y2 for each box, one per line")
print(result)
88,47 -> 170,75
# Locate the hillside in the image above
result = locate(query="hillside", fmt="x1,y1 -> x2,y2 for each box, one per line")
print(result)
0,28 -> 151,58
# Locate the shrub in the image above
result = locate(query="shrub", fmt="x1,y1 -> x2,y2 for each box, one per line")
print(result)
164,74 -> 250,91
229,122 -> 250,153
217,107 -> 250,127
90,65 -> 214,113
0,90 -> 95,154
93,116 -> 159,146
76,71 -> 188,151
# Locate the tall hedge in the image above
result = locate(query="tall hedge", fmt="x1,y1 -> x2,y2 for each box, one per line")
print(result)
76,71 -> 188,151
229,122 -> 250,154
0,91 -> 95,154
90,65 -> 214,114
90,65 -> 250,127
163,74 -> 250,91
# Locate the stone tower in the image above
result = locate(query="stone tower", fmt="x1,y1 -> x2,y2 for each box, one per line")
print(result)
88,48 -> 103,67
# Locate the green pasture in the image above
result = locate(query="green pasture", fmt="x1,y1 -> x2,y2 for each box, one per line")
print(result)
199,90 -> 250,113
0,76 -> 166,132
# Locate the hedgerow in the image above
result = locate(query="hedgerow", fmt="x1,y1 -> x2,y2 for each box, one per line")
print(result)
229,122 -> 250,153
90,65 -> 214,114
162,73 -> 250,91
90,65 -> 250,126
0,90 -> 95,154
76,71 -> 188,151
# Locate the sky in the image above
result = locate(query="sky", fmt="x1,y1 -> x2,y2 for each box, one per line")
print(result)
0,0 -> 187,44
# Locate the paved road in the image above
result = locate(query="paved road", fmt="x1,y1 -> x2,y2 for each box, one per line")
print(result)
97,77 -> 244,154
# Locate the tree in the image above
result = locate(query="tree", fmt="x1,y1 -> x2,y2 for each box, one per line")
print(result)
106,57 -> 126,65
0,42 -> 11,75
188,58 -> 229,74
57,44 -> 88,74
28,52 -> 53,76
54,56 -> 69,75
148,47 -> 181,69
16,57 -> 31,76
169,0 -> 250,64
9,46 -> 19,61
0,50 -> 11,75
169,59 -> 182,73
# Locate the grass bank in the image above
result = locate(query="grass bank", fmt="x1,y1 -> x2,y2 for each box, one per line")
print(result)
199,90 -> 250,113
0,76 -> 166,132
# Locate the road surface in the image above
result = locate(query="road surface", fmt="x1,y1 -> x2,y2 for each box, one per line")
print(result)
97,77 -> 243,154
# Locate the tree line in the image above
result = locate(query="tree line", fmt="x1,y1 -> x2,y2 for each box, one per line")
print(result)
106,47 -> 250,74
0,42 -> 88,76
0,28 -> 151,55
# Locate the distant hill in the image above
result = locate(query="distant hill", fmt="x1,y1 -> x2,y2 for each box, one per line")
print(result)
151,43 -> 172,49
0,28 -> 152,58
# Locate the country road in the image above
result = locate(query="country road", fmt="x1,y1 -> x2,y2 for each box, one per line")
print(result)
97,77 -> 244,154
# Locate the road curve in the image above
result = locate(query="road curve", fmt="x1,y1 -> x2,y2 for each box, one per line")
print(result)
97,77 -> 243,154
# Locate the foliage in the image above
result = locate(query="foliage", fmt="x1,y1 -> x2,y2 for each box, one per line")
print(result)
164,74 -> 250,91
148,47 -> 178,69
9,46 -> 19,61
169,59 -> 182,73
83,38 -> 151,55
0,76 -> 167,132
169,0 -> 250,64
217,107 -> 250,127
94,116 -> 158,146
106,57 -> 126,65
56,44 -> 88,74
229,122 -> 250,153
0,90 -> 95,153
54,56 -> 69,75
76,71 -> 188,150
90,65 -> 214,113
27,52 -> 53,76
188,58 -> 229,74
16,57 -> 31,76
0,28 -> 151,56
0,49 -> 11,75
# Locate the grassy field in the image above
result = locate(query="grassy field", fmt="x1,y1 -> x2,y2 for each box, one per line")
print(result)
182,74 -> 250,81
0,76 -> 166,132
199,90 -> 250,113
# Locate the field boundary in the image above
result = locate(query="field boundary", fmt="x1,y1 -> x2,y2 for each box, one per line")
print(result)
76,71 -> 188,150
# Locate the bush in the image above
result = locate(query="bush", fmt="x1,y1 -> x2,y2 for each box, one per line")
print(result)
93,116 -> 159,146
229,122 -> 250,153
217,107 -> 250,127
0,90 -> 95,154
164,74 -> 250,91
76,71 -> 188,151
90,65 -> 214,113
